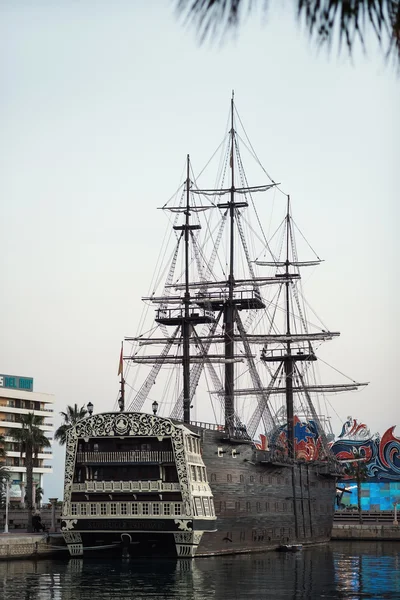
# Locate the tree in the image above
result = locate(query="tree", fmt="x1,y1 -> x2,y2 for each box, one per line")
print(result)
12,413 -> 51,533
343,450 -> 368,524
0,466 -> 10,509
35,486 -> 44,506
177,0 -> 400,66
0,433 -> 6,459
54,404 -> 88,446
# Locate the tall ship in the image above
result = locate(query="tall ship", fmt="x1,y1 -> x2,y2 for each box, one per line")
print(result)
61,97 -> 367,557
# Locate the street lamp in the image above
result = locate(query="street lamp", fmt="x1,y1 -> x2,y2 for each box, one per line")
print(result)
393,500 -> 399,526
2,478 -> 9,534
152,401 -> 158,415
87,402 -> 94,416
49,497 -> 58,532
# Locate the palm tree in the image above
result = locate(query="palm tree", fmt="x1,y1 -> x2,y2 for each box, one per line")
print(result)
176,0 -> 400,65
344,450 -> 368,524
35,485 -> 44,506
0,466 -> 10,508
54,404 -> 88,446
0,433 -> 6,460
12,413 -> 51,533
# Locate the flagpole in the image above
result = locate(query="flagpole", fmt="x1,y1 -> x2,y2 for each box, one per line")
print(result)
118,341 -> 125,412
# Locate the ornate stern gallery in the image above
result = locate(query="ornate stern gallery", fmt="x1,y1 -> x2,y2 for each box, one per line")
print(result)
61,412 -> 216,557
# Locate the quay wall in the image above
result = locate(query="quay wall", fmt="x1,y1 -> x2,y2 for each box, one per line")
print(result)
0,507 -> 62,531
332,524 -> 400,541
0,534 -> 67,560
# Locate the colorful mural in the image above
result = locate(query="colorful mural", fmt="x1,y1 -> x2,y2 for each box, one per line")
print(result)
330,417 -> 400,511
254,416 -> 400,487
256,415 -> 326,460
337,481 -> 400,511
330,418 -> 400,482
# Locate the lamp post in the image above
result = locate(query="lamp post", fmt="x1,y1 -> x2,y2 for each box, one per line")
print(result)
2,478 -> 9,534
393,500 -> 399,526
49,497 -> 58,532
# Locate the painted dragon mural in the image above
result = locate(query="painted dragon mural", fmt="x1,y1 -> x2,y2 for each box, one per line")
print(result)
330,417 -> 400,482
254,416 -> 400,482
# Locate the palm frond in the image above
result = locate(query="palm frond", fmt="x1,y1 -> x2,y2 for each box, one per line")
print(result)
176,0 -> 400,64
54,404 -> 88,445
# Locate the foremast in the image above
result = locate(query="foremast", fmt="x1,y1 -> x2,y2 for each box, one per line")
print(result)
174,155 -> 203,424
284,196 -> 295,459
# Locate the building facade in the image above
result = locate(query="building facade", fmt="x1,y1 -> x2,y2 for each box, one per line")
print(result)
0,373 -> 54,504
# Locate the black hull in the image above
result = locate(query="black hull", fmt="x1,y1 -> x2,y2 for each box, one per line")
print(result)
192,427 -> 336,556
63,426 -> 337,558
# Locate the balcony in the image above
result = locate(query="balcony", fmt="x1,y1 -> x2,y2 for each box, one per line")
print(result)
5,465 -> 53,473
6,451 -> 53,460
76,451 -> 174,464
0,405 -> 54,417
71,480 -> 181,493
68,500 -> 185,519
0,420 -> 53,432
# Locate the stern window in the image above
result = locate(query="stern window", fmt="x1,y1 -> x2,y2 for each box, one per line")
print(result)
203,498 -> 211,517
194,498 -> 203,516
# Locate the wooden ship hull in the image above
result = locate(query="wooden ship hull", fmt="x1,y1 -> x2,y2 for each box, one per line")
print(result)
61,414 -> 338,558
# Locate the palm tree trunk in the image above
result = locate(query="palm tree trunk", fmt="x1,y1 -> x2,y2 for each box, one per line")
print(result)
25,442 -> 34,533
356,466 -> 363,525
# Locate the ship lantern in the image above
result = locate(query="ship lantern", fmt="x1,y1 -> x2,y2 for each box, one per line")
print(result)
87,402 -> 94,416
152,401 -> 158,415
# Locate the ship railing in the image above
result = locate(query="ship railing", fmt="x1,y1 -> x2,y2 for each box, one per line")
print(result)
189,421 -> 224,431
75,451 -> 174,464
68,500 -> 186,519
196,289 -> 261,302
191,483 -> 209,493
71,480 -> 181,493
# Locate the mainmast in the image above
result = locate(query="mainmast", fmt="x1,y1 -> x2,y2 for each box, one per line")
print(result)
182,155 -> 191,424
224,93 -> 236,432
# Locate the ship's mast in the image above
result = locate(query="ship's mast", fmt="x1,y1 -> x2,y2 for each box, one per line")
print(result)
224,93 -> 236,433
182,154 -> 191,424
284,196 -> 294,458
118,341 -> 125,412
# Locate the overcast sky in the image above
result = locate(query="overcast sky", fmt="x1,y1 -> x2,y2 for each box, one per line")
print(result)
1,1 -> 398,501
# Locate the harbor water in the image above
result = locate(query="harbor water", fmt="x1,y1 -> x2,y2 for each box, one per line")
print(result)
0,541 -> 398,600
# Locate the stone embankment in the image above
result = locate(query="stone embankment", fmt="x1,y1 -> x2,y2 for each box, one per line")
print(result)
0,533 -> 67,560
333,510 -> 400,540
332,523 -> 400,541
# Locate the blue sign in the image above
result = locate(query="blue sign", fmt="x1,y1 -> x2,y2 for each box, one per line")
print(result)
0,374 -> 34,392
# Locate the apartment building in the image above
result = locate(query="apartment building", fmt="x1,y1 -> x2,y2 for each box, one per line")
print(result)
0,373 -> 54,504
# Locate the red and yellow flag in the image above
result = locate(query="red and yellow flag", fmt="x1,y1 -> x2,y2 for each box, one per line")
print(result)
118,344 -> 123,376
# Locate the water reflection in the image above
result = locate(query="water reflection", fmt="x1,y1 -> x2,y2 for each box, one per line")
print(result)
0,542 -> 398,600
333,541 -> 400,599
